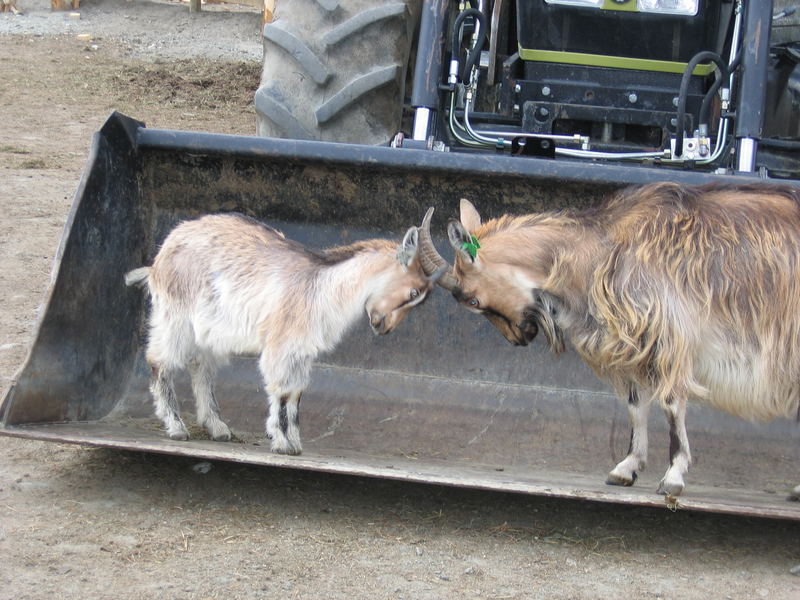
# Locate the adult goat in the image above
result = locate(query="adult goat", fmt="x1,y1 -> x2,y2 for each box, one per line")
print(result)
126,212 -> 443,455
418,182 -> 800,500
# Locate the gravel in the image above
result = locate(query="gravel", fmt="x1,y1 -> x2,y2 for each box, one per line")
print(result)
0,0 -> 263,61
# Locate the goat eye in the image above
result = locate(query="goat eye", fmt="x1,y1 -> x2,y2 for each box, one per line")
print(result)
468,297 -> 480,308
409,288 -> 419,300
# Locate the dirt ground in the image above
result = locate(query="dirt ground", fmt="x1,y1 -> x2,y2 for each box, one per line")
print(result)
1,1 -> 800,599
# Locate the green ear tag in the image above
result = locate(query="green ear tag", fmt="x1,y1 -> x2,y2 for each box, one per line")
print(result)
461,235 -> 481,260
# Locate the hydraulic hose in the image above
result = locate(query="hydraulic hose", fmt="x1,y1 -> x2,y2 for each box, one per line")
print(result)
758,138 -> 800,150
450,8 -> 487,84
675,50 -> 727,157
698,50 -> 741,133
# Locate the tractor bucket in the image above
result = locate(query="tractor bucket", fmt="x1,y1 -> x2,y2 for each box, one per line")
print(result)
2,112 -> 798,520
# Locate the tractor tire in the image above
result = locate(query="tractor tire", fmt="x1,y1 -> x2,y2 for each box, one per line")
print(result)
255,0 -> 421,145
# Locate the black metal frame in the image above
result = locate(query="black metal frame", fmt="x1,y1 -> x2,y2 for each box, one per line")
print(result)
408,0 -> 798,177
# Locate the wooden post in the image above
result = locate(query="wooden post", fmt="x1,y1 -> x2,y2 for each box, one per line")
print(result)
189,0 -> 201,12
50,0 -> 79,9
2,0 -> 21,13
264,0 -> 275,25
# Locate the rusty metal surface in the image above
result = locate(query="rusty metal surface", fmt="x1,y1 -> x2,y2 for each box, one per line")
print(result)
1,112 -> 798,519
3,420 -> 798,521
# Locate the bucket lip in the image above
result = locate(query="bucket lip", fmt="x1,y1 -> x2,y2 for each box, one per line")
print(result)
125,113 -> 800,190
134,125 -> 707,186
2,422 -> 799,521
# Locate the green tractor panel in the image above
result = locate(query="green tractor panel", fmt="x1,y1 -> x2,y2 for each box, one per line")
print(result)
256,0 -> 800,178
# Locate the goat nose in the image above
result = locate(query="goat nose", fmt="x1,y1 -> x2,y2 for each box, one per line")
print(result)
371,315 -> 386,334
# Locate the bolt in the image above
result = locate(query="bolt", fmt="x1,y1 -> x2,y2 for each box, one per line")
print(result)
538,107 -> 549,117
514,83 -> 521,94
513,104 -> 520,112
541,85 -> 551,97
628,92 -> 638,104
673,96 -> 679,107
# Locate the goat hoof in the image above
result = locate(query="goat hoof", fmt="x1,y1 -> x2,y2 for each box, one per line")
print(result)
272,447 -> 302,456
271,442 -> 292,455
606,472 -> 637,487
270,441 -> 302,456
168,430 -> 189,441
274,447 -> 302,456
787,485 -> 800,502
208,423 -> 232,442
657,479 -> 684,497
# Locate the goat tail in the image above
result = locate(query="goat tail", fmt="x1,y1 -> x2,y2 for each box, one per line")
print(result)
125,267 -> 151,288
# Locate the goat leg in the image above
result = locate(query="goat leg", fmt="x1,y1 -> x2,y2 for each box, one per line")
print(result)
189,357 -> 231,442
657,396 -> 692,497
149,364 -> 189,441
265,390 -> 303,455
607,387 -> 649,487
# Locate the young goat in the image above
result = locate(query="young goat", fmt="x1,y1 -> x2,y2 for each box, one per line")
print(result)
418,182 -> 800,500
126,213 -> 442,455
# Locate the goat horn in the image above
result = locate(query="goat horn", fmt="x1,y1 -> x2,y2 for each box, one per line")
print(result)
418,207 -> 460,292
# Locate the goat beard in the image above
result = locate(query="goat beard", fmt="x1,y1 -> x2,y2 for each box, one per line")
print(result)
523,293 -> 566,355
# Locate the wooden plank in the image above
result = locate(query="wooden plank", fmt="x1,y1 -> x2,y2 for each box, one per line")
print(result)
206,0 -> 265,8
184,0 -> 271,22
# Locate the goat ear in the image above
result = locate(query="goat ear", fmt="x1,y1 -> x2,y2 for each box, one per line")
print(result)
459,199 -> 482,232
396,226 -> 419,267
447,219 -> 476,263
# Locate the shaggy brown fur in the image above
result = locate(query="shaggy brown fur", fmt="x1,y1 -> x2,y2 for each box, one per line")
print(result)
427,182 -> 800,498
461,183 -> 800,419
